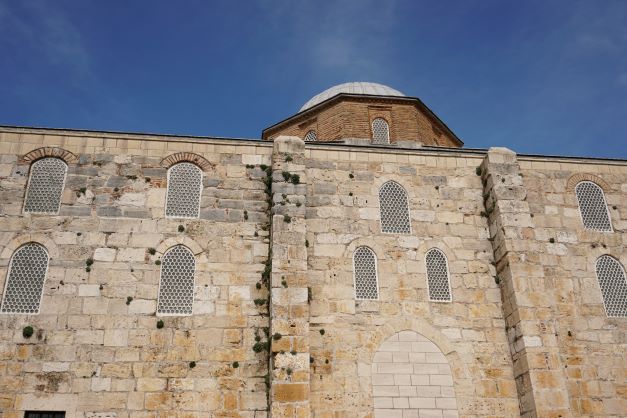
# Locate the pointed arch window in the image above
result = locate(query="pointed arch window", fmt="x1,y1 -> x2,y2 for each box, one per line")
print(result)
575,181 -> 612,232
1,243 -> 49,314
304,130 -> 317,142
425,248 -> 452,302
24,157 -> 68,214
353,246 -> 379,300
371,118 -> 389,144
157,245 -> 196,315
166,162 -> 203,218
595,256 -> 627,317
379,181 -> 411,234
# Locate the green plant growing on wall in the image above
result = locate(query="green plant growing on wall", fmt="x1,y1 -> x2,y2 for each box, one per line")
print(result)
22,326 -> 34,338
156,320 -> 164,329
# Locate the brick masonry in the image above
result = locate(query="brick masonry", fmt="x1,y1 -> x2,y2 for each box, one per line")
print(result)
0,126 -> 625,418
263,99 -> 460,148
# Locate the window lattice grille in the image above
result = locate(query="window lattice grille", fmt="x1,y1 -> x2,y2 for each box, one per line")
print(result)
379,181 -> 411,234
372,118 -> 390,144
157,245 -> 195,315
1,243 -> 49,313
166,162 -> 202,218
24,158 -> 67,214
575,181 -> 612,232
304,130 -> 317,142
354,246 -> 378,300
595,256 -> 627,317
425,248 -> 451,302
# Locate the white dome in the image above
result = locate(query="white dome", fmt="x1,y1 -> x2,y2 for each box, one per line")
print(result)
300,82 -> 405,112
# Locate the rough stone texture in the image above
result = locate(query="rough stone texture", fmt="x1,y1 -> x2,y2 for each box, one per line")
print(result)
270,136 -> 310,418
516,156 -> 627,417
481,148 -> 571,417
0,126 -> 625,418
0,128 -> 272,418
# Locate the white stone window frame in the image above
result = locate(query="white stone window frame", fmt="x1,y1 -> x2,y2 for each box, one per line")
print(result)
378,180 -> 412,235
371,117 -> 390,145
575,181 -> 613,232
353,246 -> 380,301
595,255 -> 627,318
165,162 -> 203,219
22,157 -> 68,215
0,243 -> 50,315
304,130 -> 317,142
156,245 -> 197,317
424,248 -> 452,303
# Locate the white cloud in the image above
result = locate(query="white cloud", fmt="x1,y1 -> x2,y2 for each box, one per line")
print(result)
0,0 -> 92,80
259,0 -> 399,78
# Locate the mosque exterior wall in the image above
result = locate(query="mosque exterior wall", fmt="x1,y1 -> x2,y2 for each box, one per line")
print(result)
0,127 -> 625,418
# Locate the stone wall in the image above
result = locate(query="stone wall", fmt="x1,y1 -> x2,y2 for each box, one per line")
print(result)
516,157 -> 627,416
0,126 -> 625,418
303,145 -> 520,416
0,128 -> 273,418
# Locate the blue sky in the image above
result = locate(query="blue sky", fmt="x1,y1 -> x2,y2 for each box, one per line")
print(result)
1,0 -> 626,158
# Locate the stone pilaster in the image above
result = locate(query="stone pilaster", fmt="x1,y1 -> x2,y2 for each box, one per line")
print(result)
481,148 -> 571,418
269,136 -> 310,418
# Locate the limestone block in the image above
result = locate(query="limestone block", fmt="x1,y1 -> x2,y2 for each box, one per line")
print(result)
104,329 -> 129,347
117,248 -> 146,262
128,299 -> 156,314
78,284 -> 101,297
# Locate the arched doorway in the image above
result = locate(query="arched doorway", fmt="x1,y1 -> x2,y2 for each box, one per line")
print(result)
372,330 -> 458,417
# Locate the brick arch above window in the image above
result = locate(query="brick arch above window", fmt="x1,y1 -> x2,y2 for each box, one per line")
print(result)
0,234 -> 60,260
566,173 -> 610,192
21,147 -> 78,164
160,152 -> 213,171
156,236 -> 204,256
575,181 -> 612,232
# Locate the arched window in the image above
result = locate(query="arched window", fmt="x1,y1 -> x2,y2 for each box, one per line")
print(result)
595,256 -> 627,317
425,248 -> 452,302
1,243 -> 49,314
353,246 -> 378,300
157,245 -> 196,315
379,181 -> 411,234
371,118 -> 389,144
165,162 -> 203,218
304,130 -> 317,142
23,157 -> 68,214
575,181 -> 612,232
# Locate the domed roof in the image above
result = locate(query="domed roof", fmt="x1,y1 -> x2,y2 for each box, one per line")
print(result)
300,82 -> 405,112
